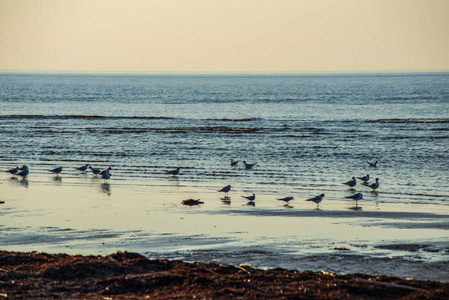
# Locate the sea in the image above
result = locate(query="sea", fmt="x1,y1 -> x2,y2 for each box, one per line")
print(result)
1,72 -> 449,280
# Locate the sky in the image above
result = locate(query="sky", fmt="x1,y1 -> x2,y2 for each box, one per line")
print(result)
1,0 -> 448,73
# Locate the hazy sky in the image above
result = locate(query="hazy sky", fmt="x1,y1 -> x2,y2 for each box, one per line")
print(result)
1,0 -> 448,73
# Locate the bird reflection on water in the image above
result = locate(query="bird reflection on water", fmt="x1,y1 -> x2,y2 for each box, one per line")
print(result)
9,176 -> 29,188
100,183 -> 111,196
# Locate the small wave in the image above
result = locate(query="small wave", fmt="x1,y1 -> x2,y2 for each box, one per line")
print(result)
0,115 -> 175,120
365,119 -> 449,124
221,118 -> 253,122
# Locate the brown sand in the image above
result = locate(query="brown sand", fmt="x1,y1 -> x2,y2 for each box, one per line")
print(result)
1,250 -> 448,299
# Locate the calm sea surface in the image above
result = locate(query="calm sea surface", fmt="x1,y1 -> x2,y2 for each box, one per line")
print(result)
1,73 -> 449,280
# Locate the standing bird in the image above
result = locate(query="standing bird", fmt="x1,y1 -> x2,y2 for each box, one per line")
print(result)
100,167 -> 112,176
230,159 -> 238,166
277,196 -> 294,205
16,165 -> 29,177
165,167 -> 180,176
241,193 -> 255,201
342,177 -> 357,188
218,185 -> 232,197
346,192 -> 363,208
5,166 -> 19,175
49,166 -> 63,176
357,174 -> 370,183
243,161 -> 257,169
369,178 -> 380,190
100,172 -> 111,182
306,194 -> 325,209
75,164 -> 89,172
368,161 -> 378,167
89,166 -> 101,176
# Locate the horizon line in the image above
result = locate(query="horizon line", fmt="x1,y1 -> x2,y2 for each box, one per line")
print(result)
1,69 -> 449,76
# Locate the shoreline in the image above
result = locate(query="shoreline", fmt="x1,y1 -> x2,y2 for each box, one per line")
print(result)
1,249 -> 449,299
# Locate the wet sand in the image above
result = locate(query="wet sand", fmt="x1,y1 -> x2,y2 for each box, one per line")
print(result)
1,250 -> 449,299
1,173 -> 449,284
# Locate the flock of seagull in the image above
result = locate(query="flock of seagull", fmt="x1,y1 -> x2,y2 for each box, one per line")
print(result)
4,159 -> 380,209
216,159 -> 380,209
4,164 -> 112,181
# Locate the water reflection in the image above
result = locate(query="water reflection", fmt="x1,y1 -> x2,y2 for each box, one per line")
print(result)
51,176 -> 62,183
349,206 -> 363,211
221,197 -> 231,205
100,183 -> 111,196
245,201 -> 255,207
9,176 -> 29,188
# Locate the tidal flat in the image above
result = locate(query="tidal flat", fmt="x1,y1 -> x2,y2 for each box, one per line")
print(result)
1,172 -> 448,283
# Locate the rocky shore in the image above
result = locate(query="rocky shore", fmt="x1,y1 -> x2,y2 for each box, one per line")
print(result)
1,250 -> 448,299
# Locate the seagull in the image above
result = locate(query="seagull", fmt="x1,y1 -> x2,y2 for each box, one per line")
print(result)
306,194 -> 325,209
241,194 -> 255,201
5,166 -> 19,175
243,161 -> 257,169
100,172 -> 111,182
368,161 -> 378,167
89,166 -> 101,176
16,165 -> 29,177
277,196 -> 294,205
49,166 -> 63,176
342,177 -> 357,188
230,159 -> 238,166
369,178 -> 380,190
100,167 -> 112,176
165,167 -> 180,176
357,174 -> 370,182
75,164 -> 89,172
346,192 -> 363,207
218,185 -> 232,197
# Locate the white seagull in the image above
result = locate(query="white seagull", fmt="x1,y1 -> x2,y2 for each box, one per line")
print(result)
243,161 -> 257,169
277,196 -> 294,205
357,174 -> 370,182
16,165 -> 29,177
218,185 -> 232,197
241,193 -> 255,201
342,177 -> 357,188
49,166 -> 63,176
165,167 -> 180,176
100,167 -> 112,176
306,194 -> 325,209
369,178 -> 380,190
89,166 -> 101,176
368,161 -> 378,167
346,192 -> 363,207
100,172 -> 111,182
75,164 -> 89,172
5,166 -> 19,175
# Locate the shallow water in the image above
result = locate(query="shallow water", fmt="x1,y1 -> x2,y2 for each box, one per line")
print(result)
1,73 -> 449,280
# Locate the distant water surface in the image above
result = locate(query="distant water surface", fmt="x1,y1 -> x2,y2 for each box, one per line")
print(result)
1,73 -> 448,198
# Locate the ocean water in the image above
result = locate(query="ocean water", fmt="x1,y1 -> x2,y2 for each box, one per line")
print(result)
1,72 -> 449,280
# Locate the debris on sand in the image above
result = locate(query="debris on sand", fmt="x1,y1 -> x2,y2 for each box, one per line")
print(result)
181,198 -> 204,206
